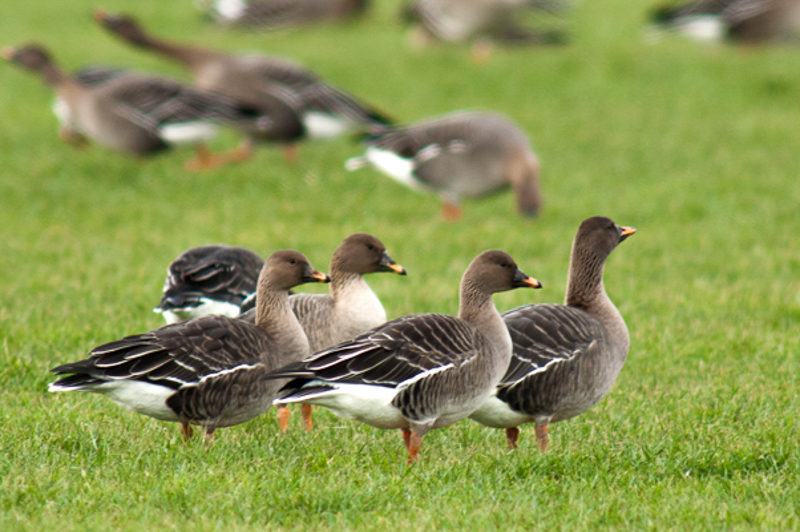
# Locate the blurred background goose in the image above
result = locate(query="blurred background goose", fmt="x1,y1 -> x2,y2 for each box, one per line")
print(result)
2,44 -> 271,169
154,245 -> 265,324
647,0 -> 800,43
469,217 -> 635,450
266,250 -> 541,463
95,10 -> 392,164
346,110 -> 542,221
49,250 -> 330,445
201,0 -> 370,30
402,0 -> 567,61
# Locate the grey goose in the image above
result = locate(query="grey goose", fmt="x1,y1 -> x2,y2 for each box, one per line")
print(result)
154,245 -> 265,324
95,10 -> 391,164
267,250 -> 542,463
2,44 -> 268,168
469,216 -> 635,450
647,0 -> 800,43
403,0 -> 566,61
239,233 -> 406,429
346,111 -> 542,220
49,250 -> 330,445
203,0 -> 369,30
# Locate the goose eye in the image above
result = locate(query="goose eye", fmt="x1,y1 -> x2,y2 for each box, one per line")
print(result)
289,259 -> 297,265
366,244 -> 375,251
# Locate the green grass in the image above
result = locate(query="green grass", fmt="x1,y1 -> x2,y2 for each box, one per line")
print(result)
2,0 -> 799,529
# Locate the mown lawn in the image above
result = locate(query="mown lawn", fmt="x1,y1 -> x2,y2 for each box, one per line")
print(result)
1,0 -> 799,529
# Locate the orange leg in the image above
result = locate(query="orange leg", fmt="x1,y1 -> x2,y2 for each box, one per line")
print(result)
184,145 -> 222,171
282,144 -> 299,164
401,428 -> 412,451
180,422 -> 194,442
203,428 -> 216,448
505,427 -> 520,450
441,202 -> 463,221
301,404 -> 314,431
471,39 -> 493,65
277,405 -> 290,431
535,424 -> 549,451
59,126 -> 90,150
407,431 -> 424,464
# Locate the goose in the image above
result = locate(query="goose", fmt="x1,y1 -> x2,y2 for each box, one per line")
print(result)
95,10 -> 391,164
1,44 -> 269,169
267,250 -> 542,463
346,110 -> 542,220
647,0 -> 800,43
49,250 -> 330,445
469,216 -> 635,450
154,245 -> 265,324
202,0 -> 369,30
402,0 -> 567,62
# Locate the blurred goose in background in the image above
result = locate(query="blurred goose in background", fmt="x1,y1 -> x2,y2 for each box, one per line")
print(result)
95,10 -> 392,164
201,0 -> 369,30
267,250 -> 542,464
346,111 -> 542,221
402,0 -> 567,62
470,217 -> 635,450
49,250 -> 330,445
240,233 -> 406,430
647,0 -> 800,43
1,44 -> 269,169
154,245 -> 265,324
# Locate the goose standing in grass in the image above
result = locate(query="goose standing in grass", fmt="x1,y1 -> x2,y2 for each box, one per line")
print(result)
469,217 -> 635,450
267,250 -> 542,463
154,245 -> 265,324
240,233 -> 406,429
202,0 -> 369,30
346,111 -> 542,221
647,0 -> 800,43
1,44 -> 269,169
49,250 -> 330,445
95,10 -> 391,164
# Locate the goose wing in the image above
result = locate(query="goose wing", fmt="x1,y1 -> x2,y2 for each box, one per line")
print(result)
273,313 -> 482,390
499,304 -> 605,385
157,246 -> 264,311
50,315 -> 274,391
99,75 -> 266,130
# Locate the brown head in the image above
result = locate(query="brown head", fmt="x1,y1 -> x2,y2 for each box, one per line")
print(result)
573,216 -> 636,259
95,9 -> 151,47
260,250 -> 330,292
330,233 -> 406,277
566,216 -> 635,308
461,250 -> 542,296
2,44 -> 67,86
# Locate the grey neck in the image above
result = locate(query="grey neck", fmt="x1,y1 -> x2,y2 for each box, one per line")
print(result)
255,287 -> 310,356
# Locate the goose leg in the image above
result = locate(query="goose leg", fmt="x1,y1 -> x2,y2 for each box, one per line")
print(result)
184,145 -> 226,171
505,427 -> 520,450
407,432 -> 424,464
282,144 -> 299,163
223,139 -> 253,163
59,126 -> 90,150
301,404 -> 313,431
441,202 -> 463,221
180,422 -> 194,441
203,427 -> 216,448
277,405 -> 290,431
535,424 -> 549,451
401,428 -> 412,451
471,39 -> 493,65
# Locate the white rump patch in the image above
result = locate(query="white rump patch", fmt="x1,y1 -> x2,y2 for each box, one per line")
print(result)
52,97 -> 78,129
51,379 -> 180,422
469,394 -> 533,429
303,112 -> 350,139
158,122 -> 218,145
213,0 -> 247,21
364,146 -> 429,192
278,382 -> 407,430
675,16 -> 725,42
154,298 -> 242,324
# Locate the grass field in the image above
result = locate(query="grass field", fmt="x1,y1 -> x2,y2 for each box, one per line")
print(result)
1,0 -> 799,529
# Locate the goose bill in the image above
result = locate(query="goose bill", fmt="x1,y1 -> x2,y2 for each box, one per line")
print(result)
379,252 -> 407,275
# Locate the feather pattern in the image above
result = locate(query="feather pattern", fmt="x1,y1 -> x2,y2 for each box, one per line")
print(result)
155,245 -> 264,323
207,0 -> 369,30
